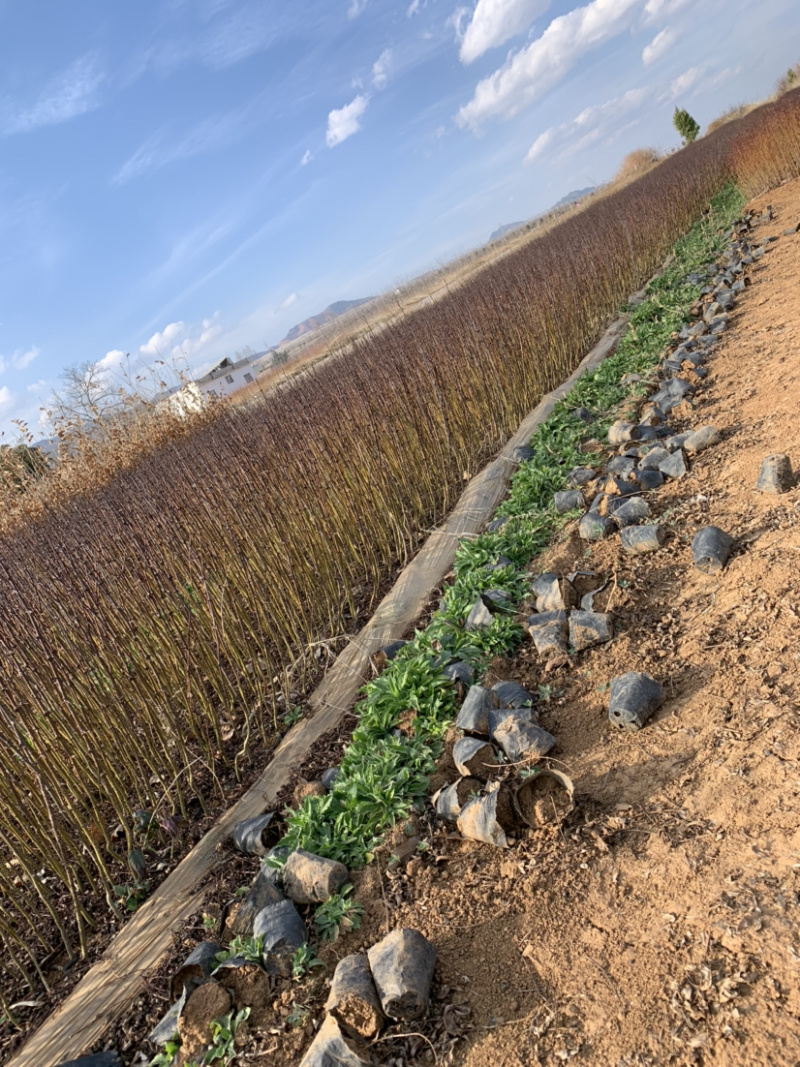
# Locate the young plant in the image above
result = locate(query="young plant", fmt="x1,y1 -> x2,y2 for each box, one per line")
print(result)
313,886 -> 364,943
214,935 -> 263,966
291,943 -> 325,981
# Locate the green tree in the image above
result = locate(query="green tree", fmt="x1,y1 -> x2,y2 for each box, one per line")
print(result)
673,107 -> 700,145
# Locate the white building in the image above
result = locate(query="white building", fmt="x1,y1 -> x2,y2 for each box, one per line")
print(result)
194,356 -> 259,401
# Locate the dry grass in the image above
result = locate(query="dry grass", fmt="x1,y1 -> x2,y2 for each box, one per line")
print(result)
613,147 -> 663,185
0,93 -> 798,1009
731,87 -> 800,196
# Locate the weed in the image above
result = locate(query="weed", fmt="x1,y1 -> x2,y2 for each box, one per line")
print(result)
150,1039 -> 181,1066
292,943 -> 325,981
112,880 -> 151,914
313,886 -> 364,943
214,935 -> 263,966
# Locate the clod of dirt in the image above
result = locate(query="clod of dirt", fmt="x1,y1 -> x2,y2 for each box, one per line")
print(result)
283,848 -> 349,904
367,928 -> 436,1021
213,959 -> 273,1028
513,770 -> 574,827
326,953 -> 385,1039
178,981 -> 232,1063
293,780 -> 328,807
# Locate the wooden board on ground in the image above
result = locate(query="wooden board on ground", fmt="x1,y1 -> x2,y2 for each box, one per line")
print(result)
7,301 -> 635,1067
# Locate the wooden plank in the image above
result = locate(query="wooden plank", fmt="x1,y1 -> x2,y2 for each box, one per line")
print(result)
7,305 -> 633,1067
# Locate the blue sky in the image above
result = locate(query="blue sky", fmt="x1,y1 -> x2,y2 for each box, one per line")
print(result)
0,0 -> 798,439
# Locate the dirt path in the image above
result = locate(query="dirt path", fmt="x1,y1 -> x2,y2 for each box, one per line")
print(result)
332,180 -> 800,1066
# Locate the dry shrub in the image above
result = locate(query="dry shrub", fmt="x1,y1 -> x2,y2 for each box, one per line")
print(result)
730,86 -> 800,195
614,147 -> 663,184
1,92 -> 800,999
776,63 -> 800,97
706,103 -> 757,135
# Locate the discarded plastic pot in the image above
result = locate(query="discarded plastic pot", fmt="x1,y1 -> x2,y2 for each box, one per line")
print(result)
691,526 -> 734,574
531,573 -> 575,612
683,426 -> 719,454
432,776 -> 483,821
228,867 -> 283,938
554,489 -> 585,514
443,661 -> 475,697
569,610 -> 613,651
367,927 -> 436,1022
608,672 -> 664,731
492,680 -> 535,709
490,711 -> 555,763
568,466 -> 596,487
634,469 -> 664,492
149,989 -> 187,1047
579,512 -> 616,541
254,898 -> 307,976
526,610 -> 568,657
513,769 -> 575,828
326,954 -> 386,1040
284,848 -> 349,904
658,449 -> 689,480
612,497 -> 650,529
321,767 -> 340,790
608,420 -> 641,446
56,1055 -> 123,1067
453,737 -> 497,779
171,942 -> 222,1000
756,453 -> 794,494
299,1015 -> 372,1067
455,685 -> 497,736
639,447 -> 669,471
620,525 -> 667,555
232,812 -> 278,857
457,781 -> 517,848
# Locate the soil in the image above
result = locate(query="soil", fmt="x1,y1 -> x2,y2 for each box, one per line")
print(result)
9,183 -> 800,1067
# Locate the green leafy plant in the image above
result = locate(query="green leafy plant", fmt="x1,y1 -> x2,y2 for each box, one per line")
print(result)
214,935 -> 263,966
113,879 -> 151,913
287,1002 -> 310,1028
313,886 -> 364,942
201,1007 -> 251,1064
149,1039 -> 181,1066
291,943 -> 325,981
283,705 -> 303,727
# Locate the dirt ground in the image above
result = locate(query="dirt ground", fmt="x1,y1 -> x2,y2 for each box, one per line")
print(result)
301,179 -> 800,1067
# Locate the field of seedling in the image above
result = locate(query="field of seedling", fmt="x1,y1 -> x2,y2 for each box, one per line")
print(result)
2,86 -> 800,1061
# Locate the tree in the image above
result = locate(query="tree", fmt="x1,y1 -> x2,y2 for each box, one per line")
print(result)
673,107 -> 700,145
48,360 -> 127,428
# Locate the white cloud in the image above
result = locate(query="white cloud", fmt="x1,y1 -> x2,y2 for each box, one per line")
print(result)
301,149 -> 313,166
12,345 -> 40,370
644,0 -> 691,22
326,94 -> 369,147
663,64 -> 739,103
372,49 -> 392,89
0,355 -> 6,375
280,293 -> 299,310
27,379 -> 49,393
407,0 -> 423,13
448,6 -> 471,42
98,349 -> 128,373
642,26 -> 677,65
348,0 -> 368,16
525,86 -> 650,163
3,54 -> 104,135
140,322 -> 186,358
460,0 -> 551,64
667,65 -> 704,99
0,386 -> 15,415
457,0 -> 641,130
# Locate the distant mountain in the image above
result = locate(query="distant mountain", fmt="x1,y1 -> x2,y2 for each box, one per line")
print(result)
552,186 -> 596,209
277,298 -> 373,348
489,186 -> 597,244
489,221 -> 526,242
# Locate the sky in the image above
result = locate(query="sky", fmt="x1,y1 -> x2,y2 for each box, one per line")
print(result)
0,0 -> 798,439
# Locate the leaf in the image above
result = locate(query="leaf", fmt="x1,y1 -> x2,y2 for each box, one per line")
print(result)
128,848 -> 147,880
